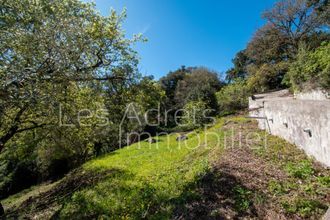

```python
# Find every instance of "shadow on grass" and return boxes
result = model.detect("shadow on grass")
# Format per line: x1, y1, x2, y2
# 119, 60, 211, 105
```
4, 168, 126, 219
5, 166, 266, 219
171, 167, 262, 219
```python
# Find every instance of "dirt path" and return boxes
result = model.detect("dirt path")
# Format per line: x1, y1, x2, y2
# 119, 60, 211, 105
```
174, 119, 329, 220
174, 146, 288, 219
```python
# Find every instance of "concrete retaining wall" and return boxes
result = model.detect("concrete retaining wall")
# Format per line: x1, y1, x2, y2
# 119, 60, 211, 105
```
249, 90, 330, 167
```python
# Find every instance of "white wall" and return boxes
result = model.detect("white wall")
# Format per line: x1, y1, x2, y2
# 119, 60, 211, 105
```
249, 90, 330, 167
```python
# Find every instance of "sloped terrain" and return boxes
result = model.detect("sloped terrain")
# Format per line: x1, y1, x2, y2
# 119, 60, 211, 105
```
174, 119, 330, 219
2, 117, 329, 219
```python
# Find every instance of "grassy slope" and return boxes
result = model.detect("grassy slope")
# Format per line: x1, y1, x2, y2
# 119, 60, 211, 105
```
2, 116, 329, 219
2, 119, 225, 219
58, 120, 224, 219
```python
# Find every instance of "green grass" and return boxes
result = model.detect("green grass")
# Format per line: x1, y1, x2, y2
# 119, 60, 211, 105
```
281, 199, 328, 217
58, 119, 225, 219
2, 181, 59, 210
285, 160, 314, 179
252, 129, 330, 218
232, 186, 253, 212
3, 116, 329, 219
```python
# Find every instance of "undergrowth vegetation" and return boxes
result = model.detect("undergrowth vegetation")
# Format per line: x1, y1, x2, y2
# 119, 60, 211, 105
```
253, 132, 330, 218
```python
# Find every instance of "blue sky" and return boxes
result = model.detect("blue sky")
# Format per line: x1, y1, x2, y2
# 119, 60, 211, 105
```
92, 0, 277, 79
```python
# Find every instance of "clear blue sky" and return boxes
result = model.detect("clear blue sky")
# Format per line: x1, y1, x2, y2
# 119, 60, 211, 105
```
92, 0, 277, 79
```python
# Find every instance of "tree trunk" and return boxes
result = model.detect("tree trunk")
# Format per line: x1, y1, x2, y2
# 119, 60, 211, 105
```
0, 202, 4, 216
0, 143, 4, 154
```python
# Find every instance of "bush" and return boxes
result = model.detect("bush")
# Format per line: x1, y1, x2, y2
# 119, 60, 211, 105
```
181, 100, 212, 127
0, 135, 39, 199
0, 157, 39, 199
216, 80, 250, 115
286, 42, 330, 91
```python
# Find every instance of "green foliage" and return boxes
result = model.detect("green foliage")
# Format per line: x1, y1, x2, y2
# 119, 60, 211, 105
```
249, 128, 329, 218
0, 0, 139, 150
174, 67, 223, 110
268, 181, 287, 196
226, 50, 250, 82
226, 0, 329, 92
317, 176, 330, 187
159, 66, 188, 103
268, 180, 300, 197
286, 42, 330, 91
285, 160, 314, 179
246, 62, 289, 92
233, 186, 252, 212
103, 76, 165, 148
0, 132, 39, 199
282, 199, 327, 217
181, 100, 210, 127
216, 80, 250, 115
135, 77, 165, 111
159, 66, 222, 127
0, 0, 159, 196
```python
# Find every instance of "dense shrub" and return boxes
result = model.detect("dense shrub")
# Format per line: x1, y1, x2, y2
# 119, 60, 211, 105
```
0, 142, 39, 199
159, 67, 222, 127
246, 62, 289, 92
285, 42, 330, 91
216, 80, 250, 115
174, 68, 223, 110
181, 100, 212, 127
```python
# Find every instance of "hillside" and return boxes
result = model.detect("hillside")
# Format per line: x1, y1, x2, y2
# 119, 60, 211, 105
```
2, 116, 329, 219
1, 1, 329, 219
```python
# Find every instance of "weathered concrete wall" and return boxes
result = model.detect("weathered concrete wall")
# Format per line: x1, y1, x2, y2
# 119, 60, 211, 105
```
295, 89, 330, 100
249, 90, 330, 167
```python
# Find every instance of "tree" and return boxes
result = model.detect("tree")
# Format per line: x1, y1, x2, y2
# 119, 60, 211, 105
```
0, 0, 141, 153
0, 0, 144, 205
240, 0, 329, 92
247, 61, 290, 92
262, 0, 326, 56
104, 76, 165, 147
308, 0, 329, 26
182, 100, 210, 127
158, 66, 191, 127
246, 24, 290, 64
158, 66, 222, 127
216, 79, 250, 115
159, 66, 190, 109
225, 50, 251, 82
133, 76, 165, 124
286, 41, 330, 91
174, 67, 223, 111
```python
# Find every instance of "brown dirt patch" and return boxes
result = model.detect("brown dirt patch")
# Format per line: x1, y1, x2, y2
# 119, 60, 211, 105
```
173, 118, 329, 220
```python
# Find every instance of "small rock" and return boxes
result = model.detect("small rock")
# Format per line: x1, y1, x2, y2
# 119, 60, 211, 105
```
176, 135, 188, 141
146, 138, 157, 143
